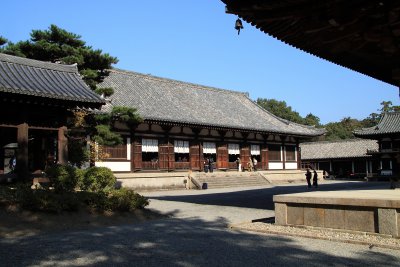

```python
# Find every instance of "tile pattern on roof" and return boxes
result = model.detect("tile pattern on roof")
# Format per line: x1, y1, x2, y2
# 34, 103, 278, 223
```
0, 53, 105, 104
354, 112, 400, 136
99, 69, 325, 136
300, 139, 378, 160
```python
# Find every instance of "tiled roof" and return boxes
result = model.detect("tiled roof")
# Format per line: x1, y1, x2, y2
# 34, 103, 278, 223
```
0, 53, 105, 106
300, 139, 378, 160
354, 112, 400, 137
99, 69, 325, 137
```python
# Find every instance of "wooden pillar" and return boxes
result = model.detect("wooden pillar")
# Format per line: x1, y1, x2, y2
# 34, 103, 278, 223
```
261, 134, 269, 170
17, 123, 29, 179
57, 126, 68, 165
296, 140, 301, 170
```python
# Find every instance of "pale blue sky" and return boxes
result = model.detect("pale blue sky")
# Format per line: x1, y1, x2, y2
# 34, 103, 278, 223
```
2, 0, 399, 124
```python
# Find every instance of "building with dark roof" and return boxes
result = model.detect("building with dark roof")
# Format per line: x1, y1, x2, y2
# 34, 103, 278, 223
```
354, 112, 400, 177
300, 139, 379, 178
0, 53, 105, 178
96, 69, 324, 172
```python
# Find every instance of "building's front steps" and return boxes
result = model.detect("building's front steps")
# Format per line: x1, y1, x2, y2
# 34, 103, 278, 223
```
115, 169, 316, 190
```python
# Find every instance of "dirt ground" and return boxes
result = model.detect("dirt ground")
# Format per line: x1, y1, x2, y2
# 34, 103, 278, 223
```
0, 204, 164, 238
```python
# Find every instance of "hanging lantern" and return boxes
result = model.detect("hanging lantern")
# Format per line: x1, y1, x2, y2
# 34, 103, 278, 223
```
235, 18, 244, 35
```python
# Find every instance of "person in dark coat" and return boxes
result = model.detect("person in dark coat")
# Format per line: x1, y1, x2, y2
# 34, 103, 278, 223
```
209, 157, 214, 173
313, 170, 318, 188
305, 169, 312, 188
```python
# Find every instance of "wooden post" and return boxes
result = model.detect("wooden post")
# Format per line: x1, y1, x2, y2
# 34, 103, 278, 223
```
17, 123, 29, 179
57, 126, 68, 164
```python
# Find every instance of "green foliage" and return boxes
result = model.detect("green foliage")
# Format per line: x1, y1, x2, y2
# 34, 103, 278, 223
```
256, 98, 320, 126
93, 124, 123, 146
257, 98, 304, 124
0, 24, 118, 88
91, 107, 142, 146
95, 87, 114, 97
79, 189, 148, 212
68, 138, 89, 168
81, 166, 116, 192
46, 164, 84, 192
324, 117, 363, 141
108, 188, 149, 211
14, 184, 80, 213
304, 113, 321, 127
111, 106, 143, 125
0, 36, 7, 46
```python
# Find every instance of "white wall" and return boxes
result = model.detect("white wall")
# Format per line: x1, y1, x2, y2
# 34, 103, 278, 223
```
269, 162, 284, 170
95, 161, 131, 172
285, 162, 298, 170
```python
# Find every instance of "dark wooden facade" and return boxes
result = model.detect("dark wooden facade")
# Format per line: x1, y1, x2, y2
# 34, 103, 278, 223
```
96, 121, 302, 172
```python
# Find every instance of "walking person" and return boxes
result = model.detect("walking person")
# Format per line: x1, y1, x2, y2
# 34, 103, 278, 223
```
313, 169, 318, 188
305, 168, 312, 188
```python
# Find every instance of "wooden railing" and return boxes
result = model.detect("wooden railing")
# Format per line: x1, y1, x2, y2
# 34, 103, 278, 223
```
174, 162, 190, 170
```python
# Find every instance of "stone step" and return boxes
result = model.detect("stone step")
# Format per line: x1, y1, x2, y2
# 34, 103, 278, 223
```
193, 173, 269, 189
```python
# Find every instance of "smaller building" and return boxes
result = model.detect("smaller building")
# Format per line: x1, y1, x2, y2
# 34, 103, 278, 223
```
354, 112, 400, 177
300, 139, 379, 178
0, 53, 105, 179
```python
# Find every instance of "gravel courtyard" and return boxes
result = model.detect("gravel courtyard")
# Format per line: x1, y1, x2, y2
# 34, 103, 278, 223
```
1, 181, 399, 266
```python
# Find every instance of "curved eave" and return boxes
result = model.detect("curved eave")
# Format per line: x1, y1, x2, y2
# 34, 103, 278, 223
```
144, 118, 324, 138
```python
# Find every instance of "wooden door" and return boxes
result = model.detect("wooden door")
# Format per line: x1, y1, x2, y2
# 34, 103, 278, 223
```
261, 144, 269, 170
240, 145, 250, 170
217, 143, 228, 169
132, 138, 142, 171
190, 141, 201, 171
159, 140, 174, 171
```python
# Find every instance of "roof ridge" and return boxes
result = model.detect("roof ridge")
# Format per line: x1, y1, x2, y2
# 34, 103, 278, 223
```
0, 53, 78, 73
110, 68, 248, 96
301, 138, 374, 145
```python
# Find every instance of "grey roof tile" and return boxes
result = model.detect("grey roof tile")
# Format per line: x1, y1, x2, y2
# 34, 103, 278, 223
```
300, 139, 378, 160
0, 53, 105, 105
354, 112, 400, 137
99, 69, 325, 137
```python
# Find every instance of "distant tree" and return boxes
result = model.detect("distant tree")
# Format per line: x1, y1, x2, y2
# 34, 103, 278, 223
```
303, 113, 321, 127
324, 117, 363, 141
256, 98, 305, 124
0, 36, 7, 47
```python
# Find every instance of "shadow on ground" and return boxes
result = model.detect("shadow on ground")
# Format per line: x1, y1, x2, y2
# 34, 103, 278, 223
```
147, 181, 389, 210
1, 213, 398, 266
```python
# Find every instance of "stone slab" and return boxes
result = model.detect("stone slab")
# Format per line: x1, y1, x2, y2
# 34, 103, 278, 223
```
273, 190, 400, 208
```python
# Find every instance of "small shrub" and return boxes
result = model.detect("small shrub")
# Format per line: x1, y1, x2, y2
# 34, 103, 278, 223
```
78, 188, 148, 212
46, 164, 83, 192
14, 184, 79, 213
108, 188, 149, 211
81, 167, 116, 192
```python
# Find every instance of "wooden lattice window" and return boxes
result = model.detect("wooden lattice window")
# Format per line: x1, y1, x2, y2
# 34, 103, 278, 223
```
268, 144, 281, 161
103, 138, 128, 159
285, 146, 296, 161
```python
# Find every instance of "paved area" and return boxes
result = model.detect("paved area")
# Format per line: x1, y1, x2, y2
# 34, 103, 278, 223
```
1, 181, 400, 266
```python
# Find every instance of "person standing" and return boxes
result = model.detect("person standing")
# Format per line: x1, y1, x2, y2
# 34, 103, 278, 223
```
253, 157, 258, 171
305, 169, 312, 188
247, 157, 254, 172
236, 157, 241, 172
209, 157, 214, 173
313, 169, 318, 188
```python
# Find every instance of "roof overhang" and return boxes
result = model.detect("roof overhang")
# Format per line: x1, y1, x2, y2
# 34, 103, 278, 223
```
222, 0, 400, 87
